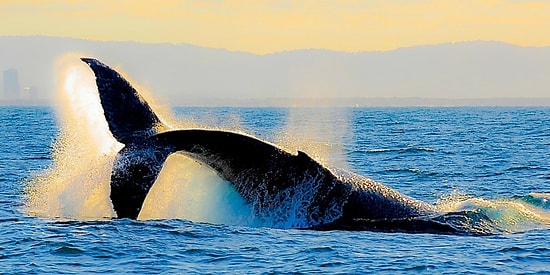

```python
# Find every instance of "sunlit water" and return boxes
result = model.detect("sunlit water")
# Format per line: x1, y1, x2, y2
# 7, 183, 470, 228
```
1, 105, 549, 273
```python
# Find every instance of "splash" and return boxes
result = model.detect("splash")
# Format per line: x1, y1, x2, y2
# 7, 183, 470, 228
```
24, 54, 252, 224
436, 193, 550, 234
25, 53, 120, 219
139, 154, 253, 225
276, 108, 350, 169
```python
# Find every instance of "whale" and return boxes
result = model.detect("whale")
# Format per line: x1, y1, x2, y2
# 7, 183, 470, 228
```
81, 58, 493, 235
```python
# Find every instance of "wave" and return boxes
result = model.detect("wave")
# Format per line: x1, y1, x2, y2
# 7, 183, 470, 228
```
433, 193, 550, 234
384, 168, 439, 176
357, 146, 436, 154
514, 193, 550, 210
506, 165, 548, 172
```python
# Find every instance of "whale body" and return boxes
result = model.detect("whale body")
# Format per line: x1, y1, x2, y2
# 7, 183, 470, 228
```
81, 58, 492, 234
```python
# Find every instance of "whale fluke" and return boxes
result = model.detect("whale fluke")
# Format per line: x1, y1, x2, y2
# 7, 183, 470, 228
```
82, 58, 171, 218
81, 58, 165, 145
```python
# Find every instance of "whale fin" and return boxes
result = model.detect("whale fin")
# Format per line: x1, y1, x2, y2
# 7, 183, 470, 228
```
81, 58, 165, 145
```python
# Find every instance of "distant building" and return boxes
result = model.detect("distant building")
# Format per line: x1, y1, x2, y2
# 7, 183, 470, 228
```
22, 86, 38, 101
3, 69, 20, 100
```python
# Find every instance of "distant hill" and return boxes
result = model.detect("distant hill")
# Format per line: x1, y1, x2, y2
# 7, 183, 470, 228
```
1, 36, 549, 106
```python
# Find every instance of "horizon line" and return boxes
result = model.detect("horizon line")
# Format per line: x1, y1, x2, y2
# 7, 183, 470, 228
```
3, 35, 550, 56
2, 97, 550, 108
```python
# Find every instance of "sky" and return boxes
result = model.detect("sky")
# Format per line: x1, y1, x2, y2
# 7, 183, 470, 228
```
1, 0, 549, 54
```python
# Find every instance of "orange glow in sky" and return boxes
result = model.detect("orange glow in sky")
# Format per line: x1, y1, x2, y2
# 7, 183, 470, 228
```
1, 0, 549, 54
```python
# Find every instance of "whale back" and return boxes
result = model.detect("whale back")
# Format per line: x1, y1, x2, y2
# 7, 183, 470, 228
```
149, 130, 352, 227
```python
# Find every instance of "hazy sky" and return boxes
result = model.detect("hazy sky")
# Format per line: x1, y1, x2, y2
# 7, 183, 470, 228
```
1, 0, 549, 54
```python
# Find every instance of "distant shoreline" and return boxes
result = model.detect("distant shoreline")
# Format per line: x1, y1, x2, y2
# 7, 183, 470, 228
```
2, 98, 550, 107
174, 97, 550, 107
2, 37, 550, 105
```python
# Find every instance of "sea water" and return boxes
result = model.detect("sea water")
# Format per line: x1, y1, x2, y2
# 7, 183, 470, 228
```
1, 106, 549, 274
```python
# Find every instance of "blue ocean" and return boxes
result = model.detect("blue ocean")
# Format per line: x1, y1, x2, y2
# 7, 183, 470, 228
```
1, 105, 549, 274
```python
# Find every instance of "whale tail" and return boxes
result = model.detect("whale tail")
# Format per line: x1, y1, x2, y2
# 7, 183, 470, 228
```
80, 58, 166, 145
82, 58, 171, 219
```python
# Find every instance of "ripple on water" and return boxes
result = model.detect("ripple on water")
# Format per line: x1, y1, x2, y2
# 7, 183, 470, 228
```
52, 245, 86, 255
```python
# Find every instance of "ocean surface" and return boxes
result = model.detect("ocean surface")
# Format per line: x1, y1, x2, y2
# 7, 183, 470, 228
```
1, 106, 549, 274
